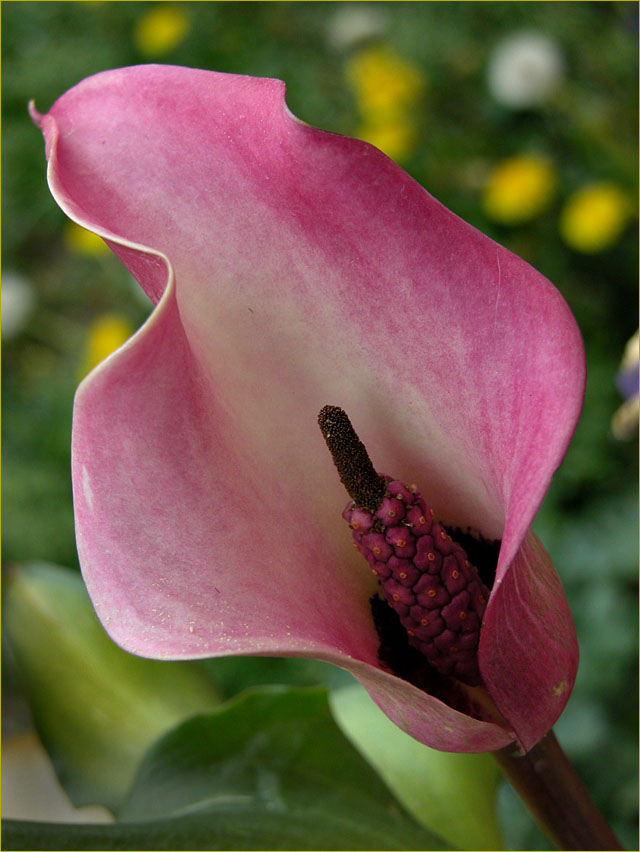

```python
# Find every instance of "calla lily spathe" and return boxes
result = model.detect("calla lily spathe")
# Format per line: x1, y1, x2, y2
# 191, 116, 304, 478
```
32, 65, 585, 753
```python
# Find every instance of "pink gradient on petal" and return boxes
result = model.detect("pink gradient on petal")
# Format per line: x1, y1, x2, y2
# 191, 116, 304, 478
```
34, 65, 586, 752
351, 662, 514, 752
39, 66, 584, 543
73, 271, 515, 752
74, 283, 380, 663
479, 531, 579, 751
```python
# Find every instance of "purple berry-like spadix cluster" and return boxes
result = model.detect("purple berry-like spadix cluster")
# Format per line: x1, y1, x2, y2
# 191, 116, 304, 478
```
319, 405, 490, 687
344, 478, 489, 685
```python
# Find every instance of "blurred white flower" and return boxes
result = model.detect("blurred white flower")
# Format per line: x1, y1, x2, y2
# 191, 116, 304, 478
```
1, 270, 36, 341
2, 730, 113, 823
326, 3, 387, 51
617, 330, 639, 393
487, 32, 564, 108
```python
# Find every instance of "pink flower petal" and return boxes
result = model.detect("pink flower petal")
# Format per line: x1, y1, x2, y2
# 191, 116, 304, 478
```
480, 531, 579, 751
32, 66, 585, 751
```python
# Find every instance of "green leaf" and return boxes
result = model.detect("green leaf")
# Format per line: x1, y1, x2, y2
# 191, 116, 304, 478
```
3, 562, 220, 811
3, 806, 438, 852
199, 652, 354, 697
117, 685, 449, 850
330, 683, 503, 851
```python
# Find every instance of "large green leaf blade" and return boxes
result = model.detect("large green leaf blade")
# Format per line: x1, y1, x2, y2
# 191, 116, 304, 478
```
117, 685, 450, 850
3, 562, 220, 811
3, 805, 442, 852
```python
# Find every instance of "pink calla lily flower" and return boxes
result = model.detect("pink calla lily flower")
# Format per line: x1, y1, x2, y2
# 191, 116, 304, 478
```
32, 65, 585, 753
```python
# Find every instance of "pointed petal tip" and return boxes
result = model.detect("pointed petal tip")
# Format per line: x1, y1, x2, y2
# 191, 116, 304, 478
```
30, 98, 59, 160
28, 99, 43, 126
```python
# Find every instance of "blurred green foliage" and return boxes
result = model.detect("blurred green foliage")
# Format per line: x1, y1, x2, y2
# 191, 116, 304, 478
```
2, 3, 637, 849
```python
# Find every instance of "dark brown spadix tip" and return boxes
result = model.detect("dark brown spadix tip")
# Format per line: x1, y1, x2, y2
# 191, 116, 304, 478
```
318, 405, 386, 512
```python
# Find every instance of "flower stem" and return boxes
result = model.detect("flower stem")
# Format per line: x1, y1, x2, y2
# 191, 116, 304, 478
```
493, 729, 623, 850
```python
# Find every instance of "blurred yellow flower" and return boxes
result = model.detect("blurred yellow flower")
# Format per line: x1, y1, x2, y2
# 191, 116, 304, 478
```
133, 5, 189, 56
345, 45, 424, 120
356, 116, 415, 162
79, 314, 134, 379
64, 222, 110, 256
612, 330, 638, 440
483, 155, 556, 225
560, 182, 632, 253
611, 394, 639, 440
